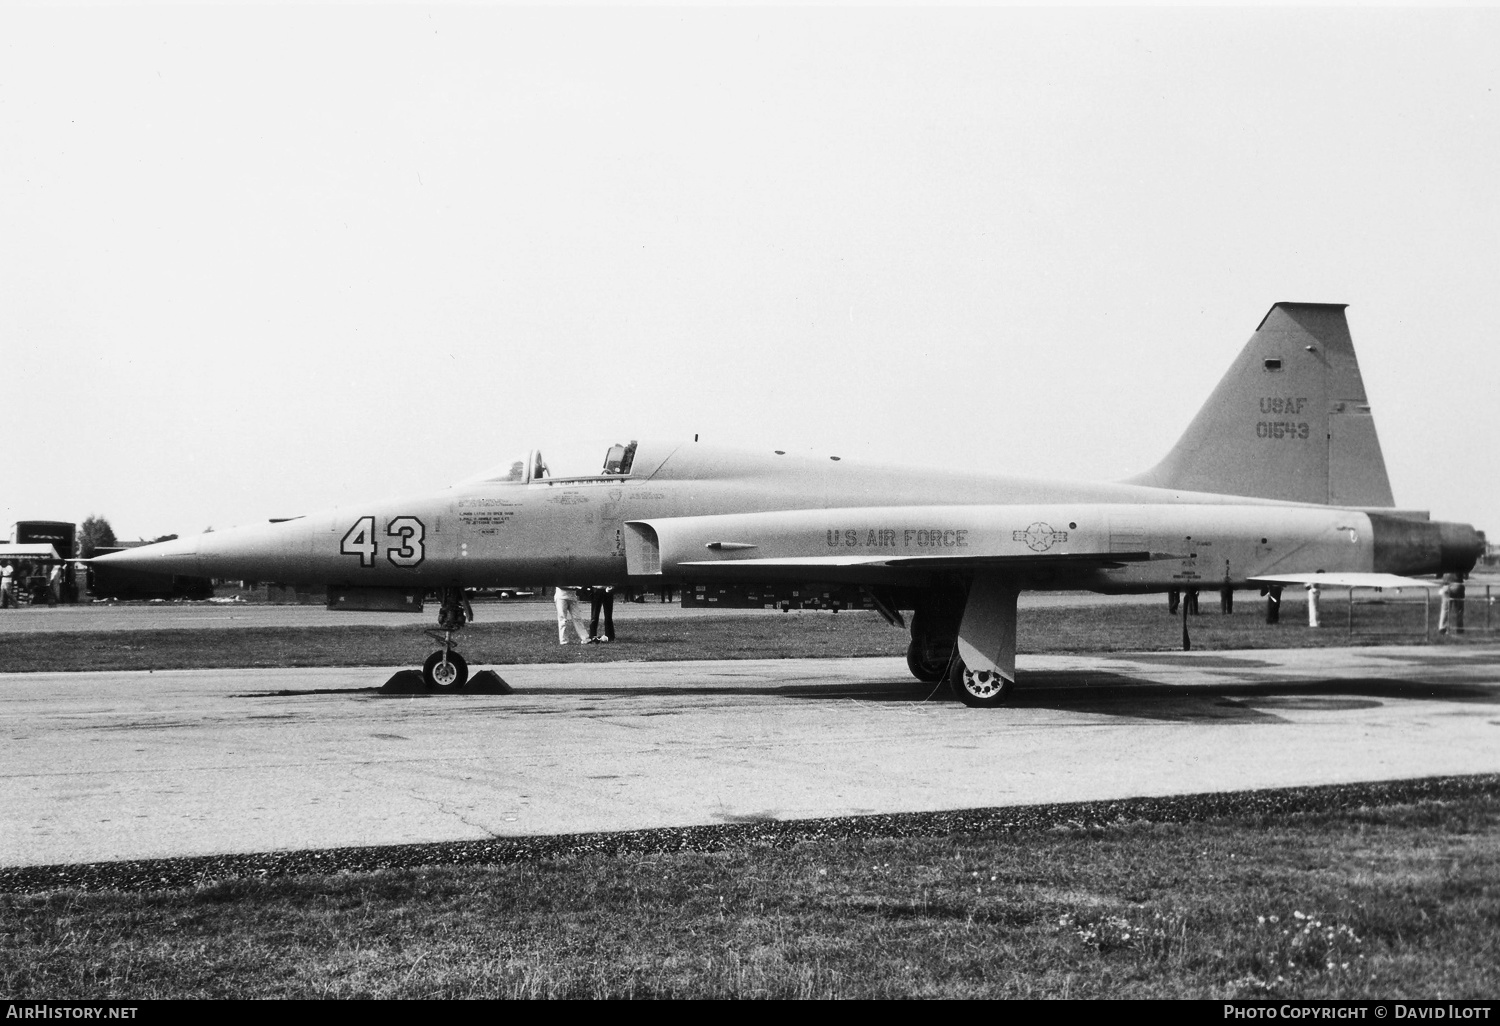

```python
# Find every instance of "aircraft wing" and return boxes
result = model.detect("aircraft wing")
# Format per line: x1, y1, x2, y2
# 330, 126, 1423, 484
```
1248, 572, 1441, 589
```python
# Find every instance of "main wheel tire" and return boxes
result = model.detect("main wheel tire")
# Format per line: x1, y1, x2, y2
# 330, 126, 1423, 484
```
423, 649, 469, 691
947, 656, 1014, 708
905, 637, 947, 683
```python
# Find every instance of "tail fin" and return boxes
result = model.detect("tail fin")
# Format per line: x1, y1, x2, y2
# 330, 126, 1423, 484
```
1127, 303, 1395, 507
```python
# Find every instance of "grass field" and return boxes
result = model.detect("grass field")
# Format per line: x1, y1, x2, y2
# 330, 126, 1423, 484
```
3, 793, 1497, 998
1, 599, 1493, 674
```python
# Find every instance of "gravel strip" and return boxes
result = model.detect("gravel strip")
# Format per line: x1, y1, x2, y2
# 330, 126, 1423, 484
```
3, 773, 1496, 895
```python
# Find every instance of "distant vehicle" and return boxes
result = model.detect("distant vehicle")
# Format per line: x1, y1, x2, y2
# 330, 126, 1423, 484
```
465, 587, 537, 600
97, 303, 1484, 702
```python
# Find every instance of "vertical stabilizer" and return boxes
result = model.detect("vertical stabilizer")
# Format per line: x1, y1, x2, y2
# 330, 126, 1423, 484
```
1127, 303, 1395, 507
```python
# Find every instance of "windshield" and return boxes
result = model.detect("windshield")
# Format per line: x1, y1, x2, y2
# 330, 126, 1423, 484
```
459, 450, 545, 486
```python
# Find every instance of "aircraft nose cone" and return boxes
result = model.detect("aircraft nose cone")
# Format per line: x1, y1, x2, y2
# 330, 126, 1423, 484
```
91, 535, 202, 576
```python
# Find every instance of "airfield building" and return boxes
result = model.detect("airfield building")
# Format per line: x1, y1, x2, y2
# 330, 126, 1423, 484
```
2, 521, 79, 604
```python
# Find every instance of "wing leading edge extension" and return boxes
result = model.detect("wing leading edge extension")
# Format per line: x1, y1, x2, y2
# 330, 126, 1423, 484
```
673, 552, 1154, 571
624, 505, 1178, 585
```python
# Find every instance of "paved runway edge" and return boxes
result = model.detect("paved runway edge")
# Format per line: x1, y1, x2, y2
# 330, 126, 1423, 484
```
3, 773, 1496, 895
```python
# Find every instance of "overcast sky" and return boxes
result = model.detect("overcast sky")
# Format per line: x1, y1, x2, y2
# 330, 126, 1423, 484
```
3, 5, 1497, 542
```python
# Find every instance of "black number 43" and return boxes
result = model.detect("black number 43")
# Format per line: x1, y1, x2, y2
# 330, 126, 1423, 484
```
340, 516, 426, 568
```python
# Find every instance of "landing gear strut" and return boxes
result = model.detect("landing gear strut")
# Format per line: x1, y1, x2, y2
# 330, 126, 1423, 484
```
421, 587, 473, 691
905, 609, 952, 683
906, 584, 964, 684
909, 577, 1020, 707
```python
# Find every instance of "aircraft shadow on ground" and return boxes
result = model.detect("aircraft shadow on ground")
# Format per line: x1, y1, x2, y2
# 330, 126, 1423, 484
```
235, 673, 1499, 724
1004, 674, 1500, 722
484, 674, 1500, 724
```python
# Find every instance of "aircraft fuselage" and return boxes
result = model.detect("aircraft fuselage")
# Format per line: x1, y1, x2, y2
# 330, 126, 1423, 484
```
100, 444, 1480, 595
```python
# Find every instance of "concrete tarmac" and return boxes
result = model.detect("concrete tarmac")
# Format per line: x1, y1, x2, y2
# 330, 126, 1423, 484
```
2, 646, 1498, 867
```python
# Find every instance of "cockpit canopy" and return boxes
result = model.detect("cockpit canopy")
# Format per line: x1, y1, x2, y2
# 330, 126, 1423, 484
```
460, 441, 637, 486
602, 442, 635, 475
473, 450, 546, 484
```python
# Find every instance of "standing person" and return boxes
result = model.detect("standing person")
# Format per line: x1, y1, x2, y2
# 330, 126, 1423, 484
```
1265, 585, 1282, 624
1186, 588, 1199, 615
1167, 589, 1180, 615
553, 585, 590, 645
1306, 582, 1322, 628
0, 562, 13, 609
589, 584, 616, 643
47, 562, 62, 606
1438, 573, 1465, 635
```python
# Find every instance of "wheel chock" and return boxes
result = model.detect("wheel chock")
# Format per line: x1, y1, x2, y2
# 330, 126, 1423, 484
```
467, 670, 514, 694
380, 670, 427, 694
380, 668, 511, 694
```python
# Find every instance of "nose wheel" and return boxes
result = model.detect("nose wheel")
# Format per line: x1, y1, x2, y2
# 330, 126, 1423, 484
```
423, 647, 469, 691
421, 587, 473, 691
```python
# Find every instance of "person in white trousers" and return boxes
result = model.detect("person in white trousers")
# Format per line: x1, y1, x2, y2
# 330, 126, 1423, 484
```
554, 585, 590, 644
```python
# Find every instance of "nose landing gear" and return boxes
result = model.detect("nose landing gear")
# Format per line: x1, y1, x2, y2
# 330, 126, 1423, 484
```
421, 587, 473, 690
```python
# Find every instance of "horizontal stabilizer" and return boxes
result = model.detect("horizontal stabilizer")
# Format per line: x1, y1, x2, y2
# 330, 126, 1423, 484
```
1249, 572, 1440, 590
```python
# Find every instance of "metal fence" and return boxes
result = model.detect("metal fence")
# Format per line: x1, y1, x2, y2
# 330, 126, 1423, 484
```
1337, 585, 1497, 638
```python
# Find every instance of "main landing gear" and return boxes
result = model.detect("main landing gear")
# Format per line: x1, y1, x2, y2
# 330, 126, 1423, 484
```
905, 607, 952, 684
945, 654, 1014, 708
422, 587, 473, 690
906, 580, 1018, 708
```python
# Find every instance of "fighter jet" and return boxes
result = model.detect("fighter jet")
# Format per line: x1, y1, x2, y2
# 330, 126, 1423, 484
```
96, 303, 1484, 704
